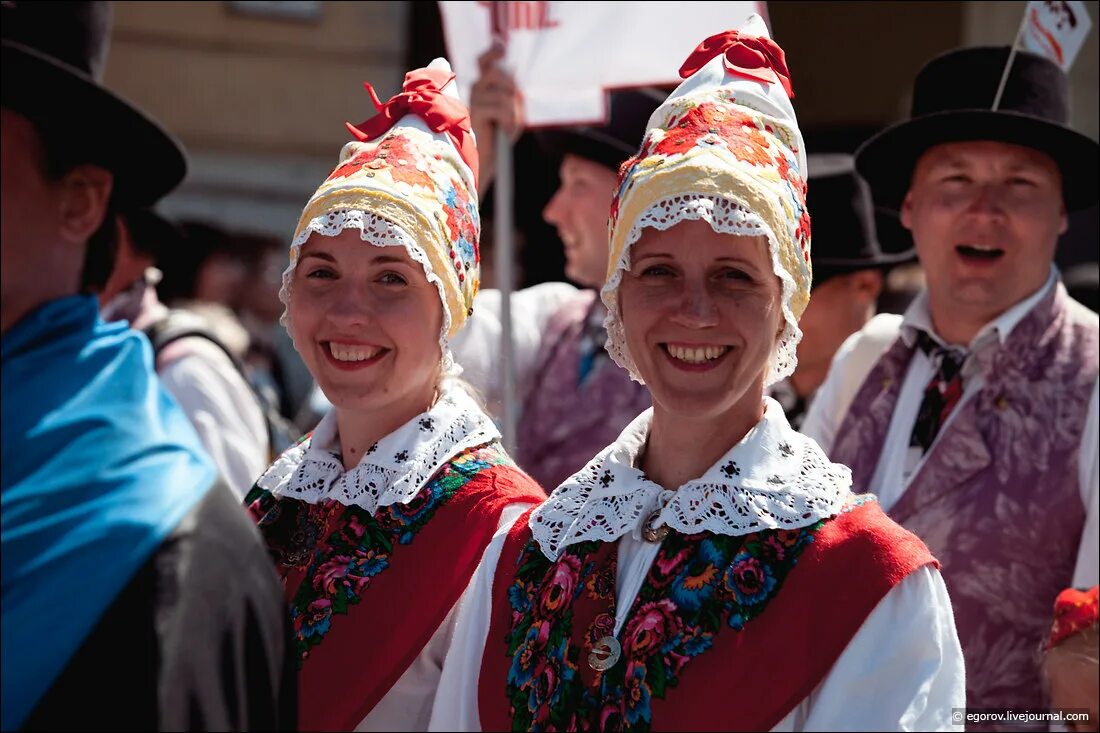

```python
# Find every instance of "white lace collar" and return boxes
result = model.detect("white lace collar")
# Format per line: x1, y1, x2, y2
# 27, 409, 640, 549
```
529, 397, 851, 561
257, 381, 500, 512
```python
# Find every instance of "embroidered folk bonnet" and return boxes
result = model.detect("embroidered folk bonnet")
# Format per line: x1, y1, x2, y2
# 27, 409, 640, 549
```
602, 14, 810, 387
282, 58, 480, 374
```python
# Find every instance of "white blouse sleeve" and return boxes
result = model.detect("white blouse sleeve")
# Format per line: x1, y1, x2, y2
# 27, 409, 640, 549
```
361, 504, 534, 732
427, 504, 532, 732
772, 565, 966, 732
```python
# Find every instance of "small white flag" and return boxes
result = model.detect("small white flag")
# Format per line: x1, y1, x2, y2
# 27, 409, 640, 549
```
439, 1, 766, 128
1020, 0, 1093, 70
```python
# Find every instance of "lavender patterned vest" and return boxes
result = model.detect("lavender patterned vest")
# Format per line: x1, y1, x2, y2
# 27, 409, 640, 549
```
831, 283, 1098, 711
515, 291, 651, 490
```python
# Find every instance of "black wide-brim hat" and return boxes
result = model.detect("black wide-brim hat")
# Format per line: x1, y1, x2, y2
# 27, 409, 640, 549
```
535, 88, 667, 172
855, 45, 1099, 213
806, 153, 914, 283
1, 2, 186, 207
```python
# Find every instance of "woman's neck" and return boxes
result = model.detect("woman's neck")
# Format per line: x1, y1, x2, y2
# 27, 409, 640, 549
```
641, 394, 766, 492
333, 387, 437, 471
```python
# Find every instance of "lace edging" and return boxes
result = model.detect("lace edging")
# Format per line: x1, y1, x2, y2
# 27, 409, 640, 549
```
530, 420, 849, 561
600, 194, 802, 387
257, 383, 500, 511
279, 208, 460, 376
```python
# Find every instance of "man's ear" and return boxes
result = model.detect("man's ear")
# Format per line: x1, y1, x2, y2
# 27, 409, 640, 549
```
899, 191, 915, 232
56, 164, 113, 246
850, 269, 884, 304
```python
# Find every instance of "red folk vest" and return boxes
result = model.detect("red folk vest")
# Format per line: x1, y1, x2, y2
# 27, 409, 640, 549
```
250, 446, 545, 731
480, 499, 936, 731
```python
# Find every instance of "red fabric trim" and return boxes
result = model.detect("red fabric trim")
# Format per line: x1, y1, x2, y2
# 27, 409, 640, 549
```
347, 67, 479, 189
479, 501, 938, 731
297, 465, 543, 731
658, 501, 938, 731
479, 506, 539, 731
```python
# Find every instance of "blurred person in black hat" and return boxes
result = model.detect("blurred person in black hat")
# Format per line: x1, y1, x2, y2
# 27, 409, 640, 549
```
768, 153, 914, 429
803, 44, 1099, 714
93, 209, 281, 496
450, 45, 658, 490
0, 2, 294, 730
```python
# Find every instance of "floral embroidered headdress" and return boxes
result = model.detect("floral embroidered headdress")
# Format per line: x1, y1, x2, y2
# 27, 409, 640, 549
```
280, 58, 480, 375
602, 14, 811, 387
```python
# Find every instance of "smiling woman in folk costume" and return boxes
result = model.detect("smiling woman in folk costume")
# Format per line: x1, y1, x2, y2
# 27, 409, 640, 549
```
243, 60, 546, 731
427, 16, 965, 731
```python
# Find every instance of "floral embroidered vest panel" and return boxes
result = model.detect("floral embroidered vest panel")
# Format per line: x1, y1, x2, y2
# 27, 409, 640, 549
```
830, 283, 1099, 711
516, 291, 651, 490
479, 500, 936, 731
246, 442, 546, 731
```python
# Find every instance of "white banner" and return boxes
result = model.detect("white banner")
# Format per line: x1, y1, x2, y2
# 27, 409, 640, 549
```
439, 1, 766, 128
1020, 0, 1093, 70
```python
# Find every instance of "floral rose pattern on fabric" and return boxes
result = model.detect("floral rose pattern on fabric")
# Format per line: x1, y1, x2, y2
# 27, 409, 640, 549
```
608, 99, 809, 269
245, 441, 512, 665
327, 132, 434, 190
501, 497, 872, 731
652, 103, 773, 166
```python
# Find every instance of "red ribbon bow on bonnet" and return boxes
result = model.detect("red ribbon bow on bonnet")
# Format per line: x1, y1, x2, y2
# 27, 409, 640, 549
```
346, 67, 479, 189
679, 29, 794, 98
1047, 585, 1099, 651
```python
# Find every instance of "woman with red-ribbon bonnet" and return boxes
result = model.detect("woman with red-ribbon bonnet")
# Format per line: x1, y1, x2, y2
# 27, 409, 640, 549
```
428, 17, 963, 730
243, 58, 546, 731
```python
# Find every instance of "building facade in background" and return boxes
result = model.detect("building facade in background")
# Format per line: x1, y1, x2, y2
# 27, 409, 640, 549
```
106, 1, 410, 239
106, 1, 1097, 268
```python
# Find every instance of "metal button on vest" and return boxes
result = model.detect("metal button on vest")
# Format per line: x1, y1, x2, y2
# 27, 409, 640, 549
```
588, 635, 622, 671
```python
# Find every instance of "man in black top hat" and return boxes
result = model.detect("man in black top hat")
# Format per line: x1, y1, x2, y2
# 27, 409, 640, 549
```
803, 44, 1099, 713
768, 153, 914, 429
450, 51, 659, 490
0, 2, 294, 729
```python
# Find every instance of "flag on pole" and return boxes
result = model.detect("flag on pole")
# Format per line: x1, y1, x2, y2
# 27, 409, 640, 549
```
1020, 0, 1093, 70
439, 1, 766, 128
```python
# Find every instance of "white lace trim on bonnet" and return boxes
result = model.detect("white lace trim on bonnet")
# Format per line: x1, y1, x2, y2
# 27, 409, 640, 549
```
601, 193, 802, 388
279, 208, 461, 377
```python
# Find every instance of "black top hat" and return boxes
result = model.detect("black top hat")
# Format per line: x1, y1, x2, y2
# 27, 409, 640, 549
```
855, 45, 1098, 213
535, 88, 666, 171
1, 1, 186, 206
806, 154, 914, 286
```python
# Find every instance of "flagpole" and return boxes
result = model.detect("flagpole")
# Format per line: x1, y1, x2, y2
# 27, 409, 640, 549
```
992, 7, 1031, 110
494, 127, 517, 453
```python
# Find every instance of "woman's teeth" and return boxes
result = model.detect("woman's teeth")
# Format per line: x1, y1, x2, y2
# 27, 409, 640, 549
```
666, 344, 729, 363
328, 343, 382, 362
